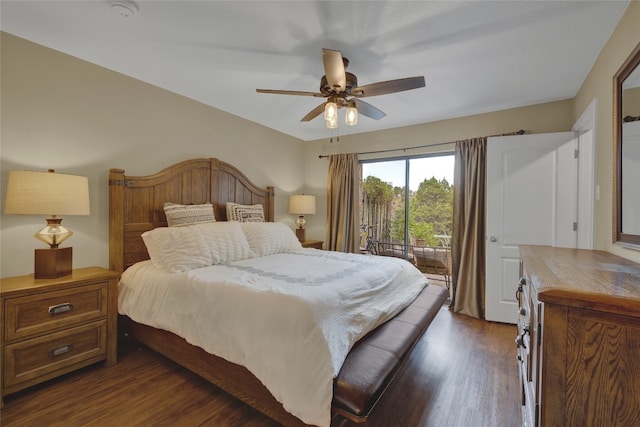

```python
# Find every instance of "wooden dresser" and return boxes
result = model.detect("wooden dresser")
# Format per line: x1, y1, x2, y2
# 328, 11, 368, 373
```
517, 245, 640, 427
1, 267, 119, 406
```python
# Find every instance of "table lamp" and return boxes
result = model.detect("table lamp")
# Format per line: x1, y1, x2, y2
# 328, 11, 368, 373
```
4, 169, 90, 279
289, 194, 316, 242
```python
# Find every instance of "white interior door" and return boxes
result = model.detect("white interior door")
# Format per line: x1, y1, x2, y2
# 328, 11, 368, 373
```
485, 132, 578, 324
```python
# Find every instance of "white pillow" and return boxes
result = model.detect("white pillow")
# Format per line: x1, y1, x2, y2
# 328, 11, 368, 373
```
240, 222, 302, 257
142, 222, 253, 273
226, 202, 265, 222
164, 202, 215, 227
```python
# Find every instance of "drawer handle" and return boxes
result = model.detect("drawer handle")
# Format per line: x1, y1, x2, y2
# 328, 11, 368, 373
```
515, 325, 530, 350
48, 303, 74, 315
49, 344, 73, 358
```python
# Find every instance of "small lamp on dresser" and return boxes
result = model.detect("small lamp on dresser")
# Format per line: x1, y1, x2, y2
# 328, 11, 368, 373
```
4, 169, 90, 279
289, 194, 316, 242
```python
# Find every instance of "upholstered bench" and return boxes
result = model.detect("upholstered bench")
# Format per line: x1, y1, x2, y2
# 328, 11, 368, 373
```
332, 284, 448, 422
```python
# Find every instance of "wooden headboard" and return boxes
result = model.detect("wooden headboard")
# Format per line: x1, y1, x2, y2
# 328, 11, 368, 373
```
109, 158, 275, 272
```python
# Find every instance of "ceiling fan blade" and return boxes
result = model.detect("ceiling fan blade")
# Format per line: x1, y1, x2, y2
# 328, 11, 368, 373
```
353, 99, 386, 120
300, 102, 327, 122
322, 48, 346, 93
352, 76, 425, 97
256, 89, 324, 97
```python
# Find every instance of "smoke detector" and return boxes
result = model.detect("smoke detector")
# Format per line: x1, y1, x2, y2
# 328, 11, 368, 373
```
111, 1, 138, 18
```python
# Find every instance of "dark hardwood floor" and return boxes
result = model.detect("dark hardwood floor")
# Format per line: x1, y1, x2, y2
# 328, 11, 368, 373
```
1, 305, 520, 427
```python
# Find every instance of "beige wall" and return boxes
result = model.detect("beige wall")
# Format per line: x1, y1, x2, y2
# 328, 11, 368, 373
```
574, 0, 640, 263
0, 32, 304, 277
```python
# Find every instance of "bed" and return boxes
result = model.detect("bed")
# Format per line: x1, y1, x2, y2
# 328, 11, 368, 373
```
109, 158, 447, 426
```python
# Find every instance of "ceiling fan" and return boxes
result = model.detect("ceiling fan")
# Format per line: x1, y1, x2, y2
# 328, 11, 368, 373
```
256, 49, 425, 127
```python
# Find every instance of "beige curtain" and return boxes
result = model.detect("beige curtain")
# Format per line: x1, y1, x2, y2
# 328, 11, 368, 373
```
451, 137, 487, 319
325, 153, 360, 253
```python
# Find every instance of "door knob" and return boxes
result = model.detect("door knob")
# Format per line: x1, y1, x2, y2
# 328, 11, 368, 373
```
489, 236, 497, 242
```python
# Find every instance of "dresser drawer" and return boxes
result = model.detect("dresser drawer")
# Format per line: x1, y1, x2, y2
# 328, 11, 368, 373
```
4, 283, 108, 342
3, 320, 107, 390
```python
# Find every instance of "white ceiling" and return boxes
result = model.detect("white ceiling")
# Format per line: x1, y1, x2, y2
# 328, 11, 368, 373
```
0, 1, 630, 141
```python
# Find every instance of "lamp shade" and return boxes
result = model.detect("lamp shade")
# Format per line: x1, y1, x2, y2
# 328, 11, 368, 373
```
4, 170, 90, 216
289, 194, 316, 215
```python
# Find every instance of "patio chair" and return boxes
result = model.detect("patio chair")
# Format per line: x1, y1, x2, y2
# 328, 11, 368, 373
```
376, 241, 408, 259
412, 246, 452, 289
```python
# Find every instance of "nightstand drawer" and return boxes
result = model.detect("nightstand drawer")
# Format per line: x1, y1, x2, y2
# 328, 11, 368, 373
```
4, 283, 108, 341
3, 320, 107, 390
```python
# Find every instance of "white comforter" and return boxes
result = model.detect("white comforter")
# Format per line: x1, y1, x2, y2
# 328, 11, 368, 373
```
118, 249, 427, 426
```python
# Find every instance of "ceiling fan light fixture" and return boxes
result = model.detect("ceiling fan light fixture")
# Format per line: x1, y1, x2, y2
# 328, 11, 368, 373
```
324, 99, 338, 122
346, 102, 358, 126
326, 117, 338, 129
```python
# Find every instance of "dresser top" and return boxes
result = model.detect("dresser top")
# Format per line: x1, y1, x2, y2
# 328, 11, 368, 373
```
520, 245, 640, 317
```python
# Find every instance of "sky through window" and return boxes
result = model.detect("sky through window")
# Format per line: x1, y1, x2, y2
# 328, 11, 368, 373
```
362, 155, 454, 191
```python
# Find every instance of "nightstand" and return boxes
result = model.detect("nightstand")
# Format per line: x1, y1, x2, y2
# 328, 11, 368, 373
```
301, 240, 323, 249
0, 267, 119, 406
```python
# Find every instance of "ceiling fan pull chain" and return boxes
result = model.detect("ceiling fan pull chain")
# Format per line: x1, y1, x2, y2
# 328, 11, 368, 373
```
329, 128, 341, 143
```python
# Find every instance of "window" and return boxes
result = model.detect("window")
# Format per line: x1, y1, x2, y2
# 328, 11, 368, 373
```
360, 154, 454, 262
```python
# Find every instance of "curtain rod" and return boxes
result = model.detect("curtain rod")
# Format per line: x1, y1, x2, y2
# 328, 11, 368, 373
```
318, 129, 526, 159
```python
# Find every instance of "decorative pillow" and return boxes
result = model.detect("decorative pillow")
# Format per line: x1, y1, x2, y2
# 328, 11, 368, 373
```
226, 202, 265, 222
142, 222, 253, 273
240, 222, 302, 257
164, 202, 215, 227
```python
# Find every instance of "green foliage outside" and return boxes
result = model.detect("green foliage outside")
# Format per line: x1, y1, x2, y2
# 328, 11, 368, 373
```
362, 176, 395, 241
362, 176, 394, 204
406, 177, 453, 245
363, 175, 453, 247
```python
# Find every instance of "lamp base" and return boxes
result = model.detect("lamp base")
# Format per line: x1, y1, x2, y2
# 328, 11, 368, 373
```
35, 247, 72, 279
295, 228, 306, 242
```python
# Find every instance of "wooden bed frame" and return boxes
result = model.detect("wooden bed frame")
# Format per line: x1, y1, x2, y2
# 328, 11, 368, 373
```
109, 158, 312, 426
109, 157, 447, 427
109, 158, 275, 272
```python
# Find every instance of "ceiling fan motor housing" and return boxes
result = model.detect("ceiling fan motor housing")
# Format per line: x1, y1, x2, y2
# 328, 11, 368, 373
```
320, 72, 358, 97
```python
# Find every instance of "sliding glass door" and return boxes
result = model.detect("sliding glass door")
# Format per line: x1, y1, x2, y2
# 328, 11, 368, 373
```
360, 154, 454, 261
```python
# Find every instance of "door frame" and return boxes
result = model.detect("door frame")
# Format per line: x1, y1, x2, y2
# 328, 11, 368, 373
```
572, 98, 596, 249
